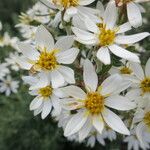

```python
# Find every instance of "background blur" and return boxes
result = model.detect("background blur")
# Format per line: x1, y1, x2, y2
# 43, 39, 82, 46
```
0, 0, 149, 150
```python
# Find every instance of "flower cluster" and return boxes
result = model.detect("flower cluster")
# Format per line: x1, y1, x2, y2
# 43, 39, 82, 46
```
16, 0, 150, 149
0, 21, 20, 96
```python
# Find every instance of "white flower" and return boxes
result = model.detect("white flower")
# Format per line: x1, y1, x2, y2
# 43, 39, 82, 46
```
41, 0, 96, 21
115, 0, 145, 28
72, 1, 149, 65
0, 63, 10, 79
0, 75, 19, 96
5, 52, 20, 71
22, 72, 63, 119
109, 59, 134, 77
131, 107, 150, 149
86, 127, 116, 147
128, 58, 150, 99
17, 25, 79, 88
61, 59, 136, 140
124, 129, 150, 150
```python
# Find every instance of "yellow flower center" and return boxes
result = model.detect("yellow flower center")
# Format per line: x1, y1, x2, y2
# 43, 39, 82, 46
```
36, 50, 58, 71
99, 27, 116, 46
53, 0, 78, 8
143, 111, 150, 129
85, 92, 105, 115
120, 67, 132, 74
38, 86, 53, 98
140, 78, 150, 93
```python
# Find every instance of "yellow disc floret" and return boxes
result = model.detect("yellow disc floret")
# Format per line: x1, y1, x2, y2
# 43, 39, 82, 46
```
120, 67, 132, 74
38, 86, 53, 98
85, 92, 105, 115
36, 49, 58, 71
140, 78, 150, 93
99, 27, 116, 46
53, 0, 78, 8
143, 111, 150, 129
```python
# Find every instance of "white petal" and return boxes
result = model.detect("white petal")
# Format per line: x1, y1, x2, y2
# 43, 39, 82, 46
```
126, 89, 141, 101
97, 47, 111, 65
103, 1, 117, 29
79, 119, 92, 141
145, 58, 150, 77
75, 37, 97, 45
22, 76, 37, 85
83, 59, 98, 92
65, 7, 78, 16
30, 96, 43, 110
53, 88, 68, 98
72, 27, 97, 40
84, 17, 99, 33
101, 74, 122, 95
64, 111, 87, 136
60, 98, 80, 110
96, 1, 104, 16
17, 42, 39, 60
51, 70, 65, 88
130, 62, 144, 80
56, 48, 79, 64
115, 32, 150, 44
102, 108, 130, 135
109, 44, 140, 63
93, 115, 104, 134
78, 0, 95, 5
33, 104, 43, 116
61, 85, 86, 99
41, 100, 52, 119
54, 36, 74, 51
51, 95, 61, 115
117, 22, 132, 34
35, 25, 54, 51
113, 80, 132, 94
40, 0, 57, 9
58, 66, 75, 84
29, 72, 50, 90
136, 122, 146, 148
127, 2, 142, 28
105, 95, 136, 110
16, 57, 32, 70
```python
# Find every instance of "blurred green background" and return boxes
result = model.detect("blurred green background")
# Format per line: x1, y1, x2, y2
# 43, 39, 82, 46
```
0, 0, 149, 150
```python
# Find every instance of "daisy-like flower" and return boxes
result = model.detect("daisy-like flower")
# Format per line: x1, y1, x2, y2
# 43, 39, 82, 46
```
86, 127, 116, 147
0, 63, 10, 79
72, 1, 149, 65
41, 0, 96, 21
124, 129, 150, 150
5, 52, 20, 71
132, 106, 150, 149
22, 72, 63, 119
61, 59, 136, 140
109, 60, 134, 77
115, 0, 146, 28
128, 58, 150, 98
0, 75, 19, 96
17, 25, 79, 88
